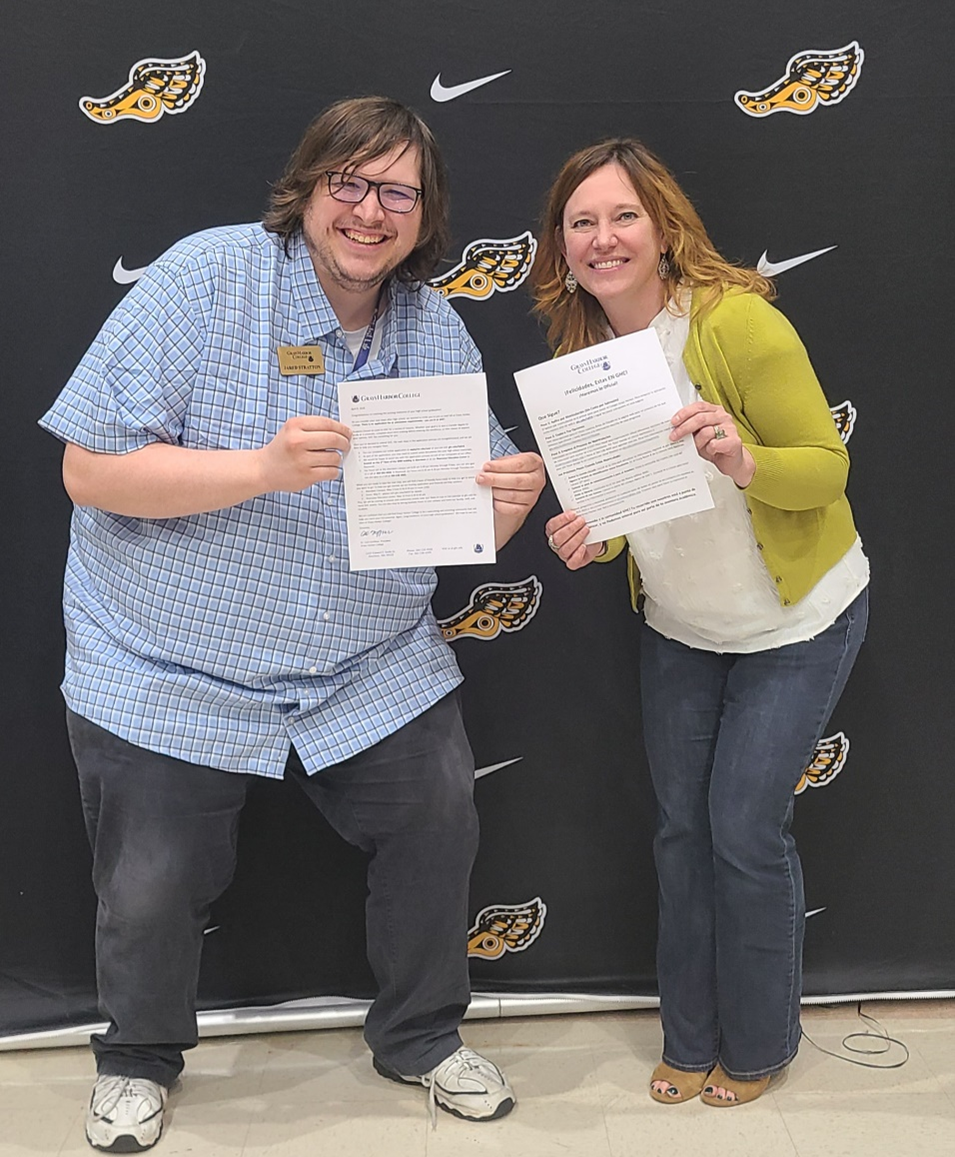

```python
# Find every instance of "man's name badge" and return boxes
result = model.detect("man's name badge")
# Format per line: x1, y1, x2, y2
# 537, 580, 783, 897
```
277, 345, 325, 375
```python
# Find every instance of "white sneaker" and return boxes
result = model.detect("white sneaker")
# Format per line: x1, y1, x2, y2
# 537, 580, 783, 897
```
86, 1075, 167, 1152
375, 1045, 515, 1122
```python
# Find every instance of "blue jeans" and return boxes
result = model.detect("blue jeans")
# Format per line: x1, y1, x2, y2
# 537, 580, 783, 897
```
640, 589, 868, 1079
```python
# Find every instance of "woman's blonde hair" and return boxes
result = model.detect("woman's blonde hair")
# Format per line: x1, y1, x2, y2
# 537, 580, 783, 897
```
531, 138, 774, 354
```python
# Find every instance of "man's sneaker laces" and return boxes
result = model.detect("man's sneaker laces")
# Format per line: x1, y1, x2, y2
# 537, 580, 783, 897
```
374, 1045, 515, 1127
86, 1075, 167, 1152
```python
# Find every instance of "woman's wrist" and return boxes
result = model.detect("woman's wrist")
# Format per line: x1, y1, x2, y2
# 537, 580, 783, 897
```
734, 449, 756, 489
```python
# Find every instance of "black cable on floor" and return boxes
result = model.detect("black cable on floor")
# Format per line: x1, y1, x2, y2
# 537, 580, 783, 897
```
801, 1003, 910, 1069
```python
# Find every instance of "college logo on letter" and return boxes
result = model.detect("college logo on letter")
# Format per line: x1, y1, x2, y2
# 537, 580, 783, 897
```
830, 400, 857, 444
736, 41, 864, 117
795, 731, 850, 795
467, 897, 547, 959
79, 52, 206, 123
430, 232, 537, 300
437, 576, 542, 641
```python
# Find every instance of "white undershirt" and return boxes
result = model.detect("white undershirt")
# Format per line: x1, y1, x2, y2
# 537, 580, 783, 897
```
624, 302, 869, 653
341, 307, 386, 363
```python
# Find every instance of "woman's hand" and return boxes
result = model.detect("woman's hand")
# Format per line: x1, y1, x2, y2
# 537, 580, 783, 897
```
670, 401, 756, 488
545, 510, 605, 570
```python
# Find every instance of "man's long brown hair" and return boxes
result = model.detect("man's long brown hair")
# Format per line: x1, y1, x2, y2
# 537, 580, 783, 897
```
531, 138, 774, 354
263, 96, 450, 285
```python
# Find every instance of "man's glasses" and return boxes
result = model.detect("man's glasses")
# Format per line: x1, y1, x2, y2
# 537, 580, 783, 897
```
326, 171, 422, 214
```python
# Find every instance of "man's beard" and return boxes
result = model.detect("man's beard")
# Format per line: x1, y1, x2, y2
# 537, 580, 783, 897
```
305, 232, 404, 294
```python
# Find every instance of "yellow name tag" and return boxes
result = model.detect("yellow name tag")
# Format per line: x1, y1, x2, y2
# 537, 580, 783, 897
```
277, 345, 325, 375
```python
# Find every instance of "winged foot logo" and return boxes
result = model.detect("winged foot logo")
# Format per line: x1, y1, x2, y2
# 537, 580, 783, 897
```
830, 401, 856, 444
437, 576, 542, 641
736, 41, 864, 116
429, 233, 537, 300
467, 897, 547, 959
795, 732, 850, 795
80, 52, 206, 123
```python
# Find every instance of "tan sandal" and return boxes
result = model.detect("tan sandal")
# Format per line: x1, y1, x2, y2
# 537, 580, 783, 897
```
700, 1064, 770, 1107
649, 1061, 712, 1104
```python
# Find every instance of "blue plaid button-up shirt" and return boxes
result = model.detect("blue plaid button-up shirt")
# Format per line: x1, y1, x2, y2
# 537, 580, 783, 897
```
40, 224, 516, 776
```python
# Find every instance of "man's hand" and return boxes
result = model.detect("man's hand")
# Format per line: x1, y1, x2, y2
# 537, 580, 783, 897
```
259, 416, 352, 493
477, 452, 546, 550
62, 415, 352, 519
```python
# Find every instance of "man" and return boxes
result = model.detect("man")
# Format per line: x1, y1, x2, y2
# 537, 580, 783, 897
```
40, 96, 545, 1152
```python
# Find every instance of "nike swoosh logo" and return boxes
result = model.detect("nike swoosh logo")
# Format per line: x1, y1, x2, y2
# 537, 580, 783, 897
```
806, 907, 827, 918
113, 256, 148, 284
431, 70, 511, 102
475, 757, 522, 780
503, 425, 519, 435
757, 246, 836, 277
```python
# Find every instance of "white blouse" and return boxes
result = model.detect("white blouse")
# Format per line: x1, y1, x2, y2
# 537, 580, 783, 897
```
624, 302, 869, 654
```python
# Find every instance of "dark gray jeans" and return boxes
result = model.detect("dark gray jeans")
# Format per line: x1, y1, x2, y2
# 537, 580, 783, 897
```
67, 690, 478, 1088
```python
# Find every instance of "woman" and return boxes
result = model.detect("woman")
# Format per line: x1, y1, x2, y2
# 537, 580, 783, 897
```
535, 140, 869, 1106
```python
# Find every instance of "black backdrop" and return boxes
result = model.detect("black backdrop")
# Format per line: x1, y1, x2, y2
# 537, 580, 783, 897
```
3, 0, 954, 1038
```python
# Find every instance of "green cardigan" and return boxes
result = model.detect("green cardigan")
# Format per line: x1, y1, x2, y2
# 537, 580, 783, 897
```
599, 290, 859, 608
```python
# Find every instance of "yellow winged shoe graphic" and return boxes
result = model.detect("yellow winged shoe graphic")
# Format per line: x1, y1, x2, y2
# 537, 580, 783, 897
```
430, 232, 538, 300
79, 52, 206, 123
437, 577, 542, 642
467, 898, 547, 959
830, 400, 857, 444
795, 731, 850, 795
736, 41, 864, 117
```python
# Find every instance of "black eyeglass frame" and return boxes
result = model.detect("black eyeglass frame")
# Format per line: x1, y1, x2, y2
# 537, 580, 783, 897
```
325, 170, 423, 214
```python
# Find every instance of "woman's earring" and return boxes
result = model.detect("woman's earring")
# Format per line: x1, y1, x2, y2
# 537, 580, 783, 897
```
564, 270, 578, 294
657, 254, 670, 280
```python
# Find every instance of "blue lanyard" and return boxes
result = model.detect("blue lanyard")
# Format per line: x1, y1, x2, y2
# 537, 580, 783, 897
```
352, 290, 383, 372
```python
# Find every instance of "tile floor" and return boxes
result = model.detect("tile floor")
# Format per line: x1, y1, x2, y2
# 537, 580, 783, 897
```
0, 1001, 952, 1156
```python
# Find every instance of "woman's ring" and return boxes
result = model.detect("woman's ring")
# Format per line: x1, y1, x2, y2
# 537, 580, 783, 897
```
547, 535, 560, 553
713, 426, 728, 440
